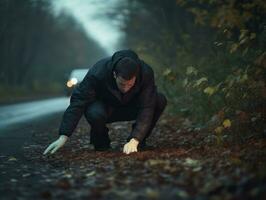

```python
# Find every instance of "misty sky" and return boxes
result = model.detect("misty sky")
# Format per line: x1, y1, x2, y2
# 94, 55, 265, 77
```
51, 0, 126, 55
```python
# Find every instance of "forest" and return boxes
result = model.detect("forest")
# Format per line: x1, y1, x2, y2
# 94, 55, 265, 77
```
122, 0, 266, 137
0, 0, 106, 101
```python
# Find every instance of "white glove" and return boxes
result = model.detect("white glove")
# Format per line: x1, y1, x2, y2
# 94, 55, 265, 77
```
123, 138, 139, 154
43, 135, 68, 155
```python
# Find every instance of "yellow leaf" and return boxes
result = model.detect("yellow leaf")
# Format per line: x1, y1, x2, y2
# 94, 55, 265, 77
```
193, 77, 208, 87
223, 119, 231, 128
163, 68, 171, 76
203, 86, 216, 96
186, 66, 198, 75
215, 126, 224, 134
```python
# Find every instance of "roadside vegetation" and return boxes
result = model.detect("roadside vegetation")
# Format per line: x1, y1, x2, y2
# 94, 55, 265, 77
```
121, 0, 266, 145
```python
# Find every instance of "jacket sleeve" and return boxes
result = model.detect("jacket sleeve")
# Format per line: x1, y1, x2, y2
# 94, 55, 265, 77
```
59, 73, 97, 137
130, 67, 157, 142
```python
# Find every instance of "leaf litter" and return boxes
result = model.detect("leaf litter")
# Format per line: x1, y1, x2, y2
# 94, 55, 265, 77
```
0, 115, 265, 199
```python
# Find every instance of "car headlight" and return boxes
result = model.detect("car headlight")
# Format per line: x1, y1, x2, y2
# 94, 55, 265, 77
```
66, 77, 78, 88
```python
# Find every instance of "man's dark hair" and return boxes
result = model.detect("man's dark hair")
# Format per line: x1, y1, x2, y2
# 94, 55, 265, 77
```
114, 57, 139, 80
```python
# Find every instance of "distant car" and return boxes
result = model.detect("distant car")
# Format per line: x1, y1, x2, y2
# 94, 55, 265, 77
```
65, 68, 88, 96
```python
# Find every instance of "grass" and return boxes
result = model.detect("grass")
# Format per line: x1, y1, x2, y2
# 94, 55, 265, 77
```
0, 84, 64, 105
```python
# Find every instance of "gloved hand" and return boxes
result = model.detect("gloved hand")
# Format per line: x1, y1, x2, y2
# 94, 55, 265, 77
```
43, 135, 69, 155
123, 138, 139, 154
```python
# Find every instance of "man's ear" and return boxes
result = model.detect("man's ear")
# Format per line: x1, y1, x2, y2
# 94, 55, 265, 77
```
113, 71, 117, 79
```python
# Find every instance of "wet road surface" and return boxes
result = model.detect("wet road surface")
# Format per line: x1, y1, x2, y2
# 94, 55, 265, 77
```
0, 97, 69, 129
0, 97, 70, 157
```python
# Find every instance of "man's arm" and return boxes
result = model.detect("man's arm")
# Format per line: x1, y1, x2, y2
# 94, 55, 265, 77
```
43, 72, 97, 155
129, 65, 157, 142
43, 135, 68, 155
59, 72, 97, 137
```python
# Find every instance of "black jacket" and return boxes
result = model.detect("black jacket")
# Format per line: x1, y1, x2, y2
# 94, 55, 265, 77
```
59, 49, 157, 142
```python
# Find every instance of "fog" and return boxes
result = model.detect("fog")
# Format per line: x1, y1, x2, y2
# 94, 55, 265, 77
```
51, 0, 126, 54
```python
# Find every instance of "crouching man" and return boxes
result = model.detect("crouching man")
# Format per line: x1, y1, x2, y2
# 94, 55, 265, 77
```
43, 49, 167, 155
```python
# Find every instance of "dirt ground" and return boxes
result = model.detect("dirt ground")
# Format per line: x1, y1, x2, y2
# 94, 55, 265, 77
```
0, 114, 265, 200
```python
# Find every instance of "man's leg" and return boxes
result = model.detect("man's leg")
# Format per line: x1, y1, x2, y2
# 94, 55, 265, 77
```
106, 106, 139, 123
131, 92, 167, 147
84, 93, 167, 150
84, 101, 110, 150
107, 92, 167, 146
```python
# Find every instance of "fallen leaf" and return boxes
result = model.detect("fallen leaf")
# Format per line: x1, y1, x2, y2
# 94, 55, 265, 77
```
8, 157, 17, 162
186, 66, 198, 75
163, 68, 172, 76
223, 119, 231, 128
193, 77, 208, 87
145, 188, 159, 199
204, 86, 216, 96
63, 173, 72, 178
22, 173, 31, 178
215, 126, 224, 134
184, 158, 200, 168
86, 171, 96, 177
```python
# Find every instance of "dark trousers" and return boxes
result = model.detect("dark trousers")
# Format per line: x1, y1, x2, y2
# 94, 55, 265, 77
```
84, 92, 167, 149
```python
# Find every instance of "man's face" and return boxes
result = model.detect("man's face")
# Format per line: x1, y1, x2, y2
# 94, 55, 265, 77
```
113, 72, 136, 94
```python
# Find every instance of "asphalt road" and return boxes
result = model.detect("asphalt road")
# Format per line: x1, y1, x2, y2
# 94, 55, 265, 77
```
0, 97, 70, 158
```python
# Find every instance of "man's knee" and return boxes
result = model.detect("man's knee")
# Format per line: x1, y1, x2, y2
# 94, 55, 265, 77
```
157, 92, 167, 112
84, 102, 107, 124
